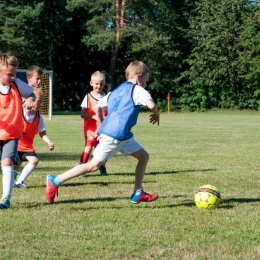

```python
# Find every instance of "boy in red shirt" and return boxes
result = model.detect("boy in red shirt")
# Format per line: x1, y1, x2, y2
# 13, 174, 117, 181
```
79, 71, 108, 176
14, 87, 54, 188
0, 53, 35, 208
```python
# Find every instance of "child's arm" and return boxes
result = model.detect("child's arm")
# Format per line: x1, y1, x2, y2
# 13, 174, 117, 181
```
80, 107, 98, 121
94, 103, 103, 125
23, 92, 36, 110
146, 99, 160, 126
39, 131, 54, 151
94, 93, 109, 125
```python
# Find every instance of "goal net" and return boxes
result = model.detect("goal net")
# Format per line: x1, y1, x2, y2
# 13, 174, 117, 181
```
16, 69, 53, 120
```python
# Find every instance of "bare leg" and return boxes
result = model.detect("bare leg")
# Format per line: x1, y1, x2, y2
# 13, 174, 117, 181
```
61, 158, 103, 181
130, 148, 149, 188
14, 161, 22, 171
1, 158, 13, 167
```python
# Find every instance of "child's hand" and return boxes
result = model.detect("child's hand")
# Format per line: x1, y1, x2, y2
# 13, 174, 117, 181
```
150, 113, 160, 125
48, 142, 54, 151
92, 115, 98, 121
94, 134, 100, 141
23, 97, 35, 110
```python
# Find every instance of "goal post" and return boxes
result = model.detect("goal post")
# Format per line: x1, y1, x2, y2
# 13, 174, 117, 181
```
16, 69, 53, 120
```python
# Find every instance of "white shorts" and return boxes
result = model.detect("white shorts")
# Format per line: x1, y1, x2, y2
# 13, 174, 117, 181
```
93, 134, 142, 163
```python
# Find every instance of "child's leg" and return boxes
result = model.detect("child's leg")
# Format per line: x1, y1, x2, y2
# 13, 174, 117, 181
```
130, 148, 149, 188
80, 137, 95, 163
14, 161, 22, 182
130, 147, 158, 204
46, 158, 103, 204
62, 158, 102, 181
80, 146, 92, 164
15, 156, 38, 186
0, 140, 19, 208
14, 161, 22, 171
99, 163, 108, 176
1, 164, 14, 200
79, 145, 93, 178
46, 135, 121, 204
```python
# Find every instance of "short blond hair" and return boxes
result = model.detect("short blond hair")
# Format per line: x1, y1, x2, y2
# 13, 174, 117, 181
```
26, 65, 43, 77
125, 60, 149, 80
0, 53, 19, 70
91, 71, 106, 83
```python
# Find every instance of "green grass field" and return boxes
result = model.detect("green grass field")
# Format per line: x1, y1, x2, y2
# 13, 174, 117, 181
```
1, 111, 260, 259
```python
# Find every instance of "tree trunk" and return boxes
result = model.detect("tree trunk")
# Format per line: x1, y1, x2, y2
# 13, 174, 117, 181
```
108, 0, 125, 91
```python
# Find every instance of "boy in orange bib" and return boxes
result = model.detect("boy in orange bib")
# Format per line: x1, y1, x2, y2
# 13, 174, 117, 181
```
0, 53, 36, 209
14, 88, 54, 188
79, 71, 108, 176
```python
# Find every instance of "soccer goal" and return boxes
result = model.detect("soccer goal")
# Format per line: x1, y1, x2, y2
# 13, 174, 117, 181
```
16, 69, 53, 120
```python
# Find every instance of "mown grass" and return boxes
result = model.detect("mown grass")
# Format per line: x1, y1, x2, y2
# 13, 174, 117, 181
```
1, 111, 260, 259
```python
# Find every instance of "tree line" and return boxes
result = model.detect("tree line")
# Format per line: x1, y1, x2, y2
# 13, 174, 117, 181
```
1, 0, 260, 111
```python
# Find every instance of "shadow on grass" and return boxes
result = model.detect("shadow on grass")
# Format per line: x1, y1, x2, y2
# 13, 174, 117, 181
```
148, 169, 217, 175
50, 198, 196, 209
19, 196, 260, 209
62, 180, 140, 187
35, 152, 217, 176
32, 179, 155, 188
219, 198, 260, 209
38, 169, 217, 177
20, 194, 193, 209
36, 152, 122, 161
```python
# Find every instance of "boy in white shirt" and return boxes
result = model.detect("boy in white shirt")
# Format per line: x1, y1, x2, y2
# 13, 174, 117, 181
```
46, 60, 160, 204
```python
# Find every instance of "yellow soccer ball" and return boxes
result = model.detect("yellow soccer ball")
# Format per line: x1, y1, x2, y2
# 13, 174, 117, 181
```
194, 185, 221, 210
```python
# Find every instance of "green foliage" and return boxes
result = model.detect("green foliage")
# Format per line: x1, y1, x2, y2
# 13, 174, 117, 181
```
238, 5, 260, 109
1, 0, 260, 110
156, 98, 168, 112
1, 2, 45, 66
182, 0, 244, 110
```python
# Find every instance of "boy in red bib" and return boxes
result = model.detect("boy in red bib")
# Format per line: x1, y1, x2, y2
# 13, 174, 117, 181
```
14, 88, 54, 188
79, 71, 108, 176
0, 53, 35, 208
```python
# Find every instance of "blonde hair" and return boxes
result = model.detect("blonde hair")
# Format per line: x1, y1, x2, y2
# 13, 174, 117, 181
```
91, 71, 106, 83
125, 60, 149, 80
33, 87, 44, 98
26, 65, 43, 77
0, 53, 19, 70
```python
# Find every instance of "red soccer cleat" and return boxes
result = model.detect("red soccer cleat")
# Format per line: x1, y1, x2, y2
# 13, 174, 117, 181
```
46, 175, 59, 204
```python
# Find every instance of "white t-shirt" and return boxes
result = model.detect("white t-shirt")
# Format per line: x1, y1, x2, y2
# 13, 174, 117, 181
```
81, 91, 106, 108
23, 108, 46, 132
98, 85, 152, 109
0, 78, 33, 97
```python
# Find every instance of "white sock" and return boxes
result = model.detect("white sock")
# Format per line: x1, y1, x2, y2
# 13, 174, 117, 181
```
55, 175, 63, 186
16, 163, 35, 184
134, 188, 142, 195
2, 166, 14, 200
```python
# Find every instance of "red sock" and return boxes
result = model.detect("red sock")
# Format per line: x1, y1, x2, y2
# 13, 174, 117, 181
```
80, 152, 89, 163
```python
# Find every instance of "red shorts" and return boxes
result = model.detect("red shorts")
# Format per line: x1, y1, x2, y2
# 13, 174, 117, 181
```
85, 136, 99, 147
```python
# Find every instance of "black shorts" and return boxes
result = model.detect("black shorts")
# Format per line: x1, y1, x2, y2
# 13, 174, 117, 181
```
18, 151, 38, 162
